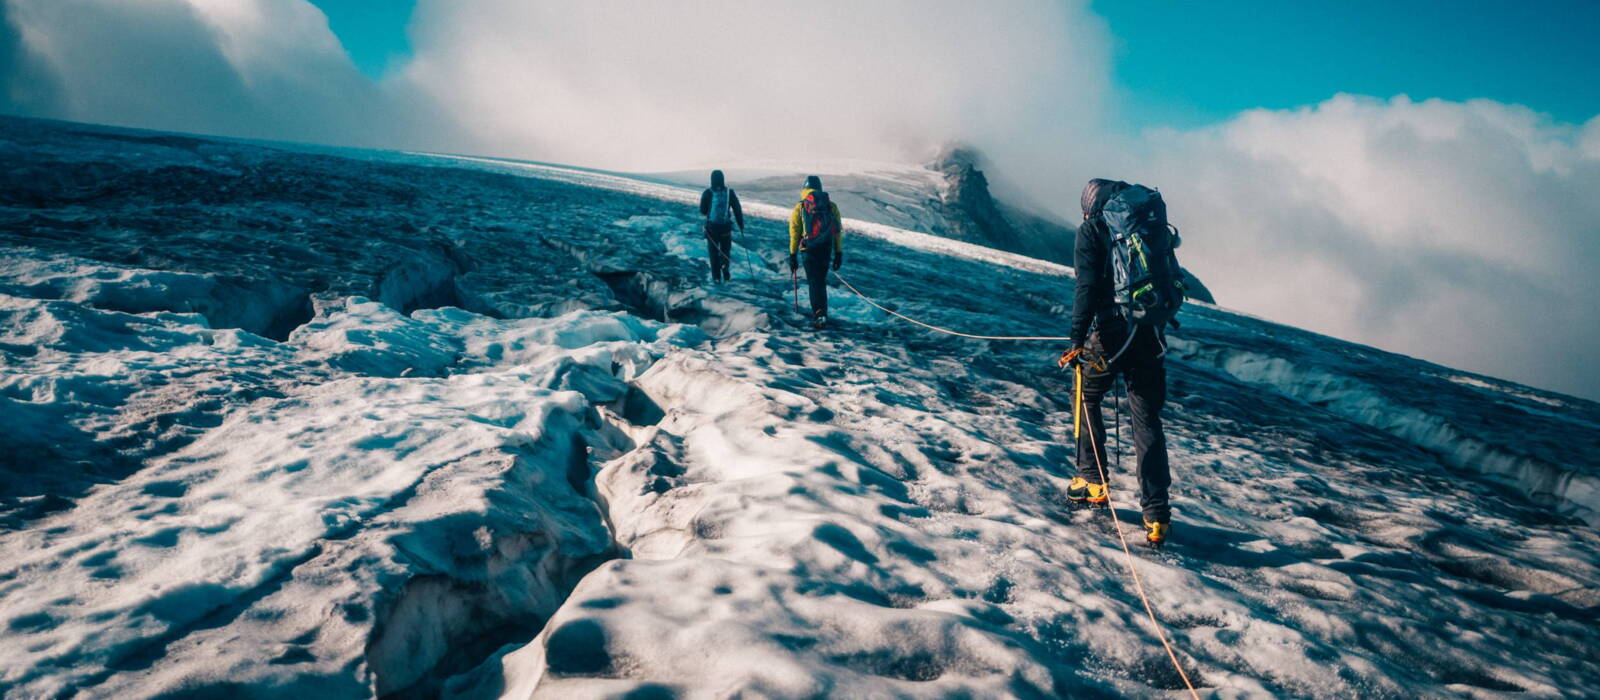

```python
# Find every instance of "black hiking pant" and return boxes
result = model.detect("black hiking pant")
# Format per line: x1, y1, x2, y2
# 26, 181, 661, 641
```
1074, 323, 1171, 522
705, 222, 733, 282
801, 244, 832, 319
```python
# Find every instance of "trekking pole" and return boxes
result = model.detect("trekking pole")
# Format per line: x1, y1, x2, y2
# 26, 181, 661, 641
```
1115, 376, 1122, 474
792, 269, 803, 315
739, 232, 757, 280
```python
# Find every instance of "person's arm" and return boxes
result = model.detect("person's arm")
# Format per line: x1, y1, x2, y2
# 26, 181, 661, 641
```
1070, 220, 1103, 346
788, 205, 803, 254
731, 190, 745, 230
699, 189, 711, 217
830, 203, 843, 251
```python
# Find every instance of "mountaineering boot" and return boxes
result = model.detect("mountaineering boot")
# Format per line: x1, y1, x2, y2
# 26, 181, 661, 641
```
1066, 477, 1108, 506
813, 314, 828, 330
1143, 519, 1170, 548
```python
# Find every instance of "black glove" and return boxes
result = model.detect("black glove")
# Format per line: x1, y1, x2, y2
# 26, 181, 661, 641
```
788, 254, 798, 273
832, 252, 842, 271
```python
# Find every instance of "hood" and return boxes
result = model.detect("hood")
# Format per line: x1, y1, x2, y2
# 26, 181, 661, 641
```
710, 169, 725, 189
804, 175, 823, 190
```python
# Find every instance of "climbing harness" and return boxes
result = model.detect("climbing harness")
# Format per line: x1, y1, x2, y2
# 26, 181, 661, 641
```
1075, 364, 1201, 699
832, 272, 1075, 342
1059, 345, 1108, 373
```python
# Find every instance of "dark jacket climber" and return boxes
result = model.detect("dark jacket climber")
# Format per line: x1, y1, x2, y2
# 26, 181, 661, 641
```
787, 175, 844, 329
1062, 177, 1173, 546
699, 169, 745, 283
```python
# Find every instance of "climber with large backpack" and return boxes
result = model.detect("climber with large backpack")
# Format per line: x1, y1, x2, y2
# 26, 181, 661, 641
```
787, 175, 844, 329
699, 169, 745, 283
1058, 178, 1187, 547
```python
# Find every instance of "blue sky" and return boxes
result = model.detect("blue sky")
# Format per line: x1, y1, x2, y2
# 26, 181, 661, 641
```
308, 0, 1600, 128
309, 0, 416, 78
1092, 0, 1600, 128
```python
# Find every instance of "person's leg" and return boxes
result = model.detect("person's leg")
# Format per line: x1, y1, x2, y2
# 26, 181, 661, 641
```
722, 234, 733, 280
704, 225, 721, 282
804, 246, 830, 319
1075, 355, 1115, 485
712, 228, 732, 281
1122, 331, 1171, 522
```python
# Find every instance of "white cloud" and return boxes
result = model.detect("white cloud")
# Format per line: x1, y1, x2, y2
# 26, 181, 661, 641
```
0, 0, 417, 147
394, 0, 1108, 185
1129, 95, 1600, 398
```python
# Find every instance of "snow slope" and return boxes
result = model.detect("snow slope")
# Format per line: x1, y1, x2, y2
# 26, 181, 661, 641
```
2, 115, 1597, 699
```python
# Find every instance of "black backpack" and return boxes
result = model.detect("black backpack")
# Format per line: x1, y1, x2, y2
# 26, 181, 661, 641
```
1101, 184, 1185, 328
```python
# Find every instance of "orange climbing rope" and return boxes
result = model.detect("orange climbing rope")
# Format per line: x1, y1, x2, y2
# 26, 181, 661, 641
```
1078, 365, 1201, 699
824, 271, 1202, 695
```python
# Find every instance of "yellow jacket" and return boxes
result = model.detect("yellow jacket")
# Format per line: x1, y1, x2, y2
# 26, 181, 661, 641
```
788, 188, 844, 254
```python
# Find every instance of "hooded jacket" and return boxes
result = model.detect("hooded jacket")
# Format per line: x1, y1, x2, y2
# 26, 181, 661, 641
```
787, 188, 843, 255
1070, 179, 1129, 344
699, 170, 745, 229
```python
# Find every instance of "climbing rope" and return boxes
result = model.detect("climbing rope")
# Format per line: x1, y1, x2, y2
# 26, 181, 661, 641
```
798, 264, 1199, 694
831, 272, 1074, 342
1078, 366, 1201, 699
705, 232, 740, 282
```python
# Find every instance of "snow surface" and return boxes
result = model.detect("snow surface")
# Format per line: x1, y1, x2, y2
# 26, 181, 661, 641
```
2, 115, 1599, 698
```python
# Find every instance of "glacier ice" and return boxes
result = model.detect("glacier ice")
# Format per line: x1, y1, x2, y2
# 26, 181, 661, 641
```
1, 116, 1597, 699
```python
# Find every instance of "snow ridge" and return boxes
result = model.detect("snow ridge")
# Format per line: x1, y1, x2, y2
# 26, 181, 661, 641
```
1168, 336, 1600, 524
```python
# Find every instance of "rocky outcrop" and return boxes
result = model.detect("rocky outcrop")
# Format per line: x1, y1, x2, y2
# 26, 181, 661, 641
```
928, 145, 1075, 265
929, 145, 1214, 304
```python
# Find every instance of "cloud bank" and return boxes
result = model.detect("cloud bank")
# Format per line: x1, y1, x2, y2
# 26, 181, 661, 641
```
2, 0, 1597, 399
1133, 96, 1600, 398
0, 0, 415, 148
396, 0, 1108, 185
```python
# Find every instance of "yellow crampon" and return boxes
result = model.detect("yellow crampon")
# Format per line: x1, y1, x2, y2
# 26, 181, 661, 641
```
1067, 477, 1109, 505
1144, 519, 1171, 547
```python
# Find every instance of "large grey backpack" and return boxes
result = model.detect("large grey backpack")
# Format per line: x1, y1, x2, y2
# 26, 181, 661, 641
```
707, 188, 732, 225
1101, 184, 1185, 328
